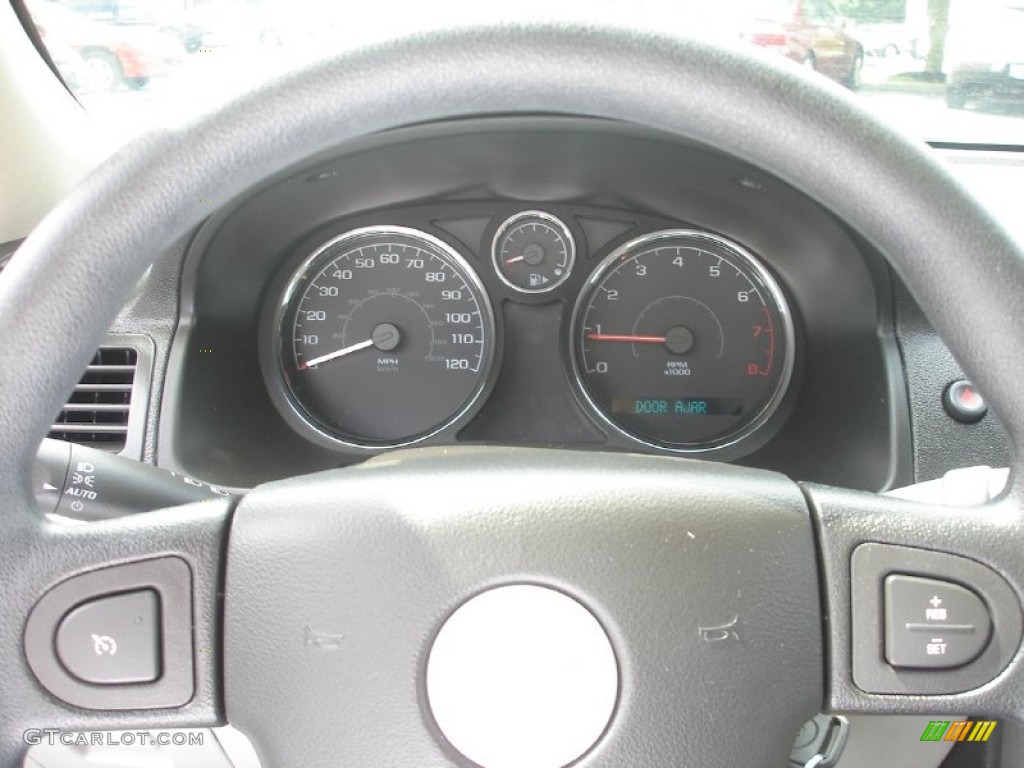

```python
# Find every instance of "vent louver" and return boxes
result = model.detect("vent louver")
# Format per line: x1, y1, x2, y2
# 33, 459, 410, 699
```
50, 347, 138, 451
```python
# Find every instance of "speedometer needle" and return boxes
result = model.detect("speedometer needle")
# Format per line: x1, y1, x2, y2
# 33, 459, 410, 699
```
299, 338, 375, 370
586, 333, 668, 343
299, 323, 401, 370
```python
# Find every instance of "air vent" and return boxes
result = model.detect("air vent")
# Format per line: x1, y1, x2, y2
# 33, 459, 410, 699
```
50, 347, 138, 451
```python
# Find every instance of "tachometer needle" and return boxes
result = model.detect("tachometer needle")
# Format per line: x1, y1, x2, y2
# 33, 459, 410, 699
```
299, 338, 375, 370
586, 333, 668, 343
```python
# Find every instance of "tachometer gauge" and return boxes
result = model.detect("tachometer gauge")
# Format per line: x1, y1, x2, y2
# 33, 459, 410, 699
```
492, 211, 575, 293
270, 226, 495, 449
571, 230, 794, 452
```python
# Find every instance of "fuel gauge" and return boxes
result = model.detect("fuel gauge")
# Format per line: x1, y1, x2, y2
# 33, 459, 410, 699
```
492, 211, 575, 293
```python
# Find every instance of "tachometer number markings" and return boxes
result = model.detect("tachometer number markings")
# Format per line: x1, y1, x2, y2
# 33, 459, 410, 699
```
571, 230, 793, 451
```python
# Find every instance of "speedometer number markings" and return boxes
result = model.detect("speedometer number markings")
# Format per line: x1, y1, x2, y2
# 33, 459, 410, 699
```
277, 226, 494, 448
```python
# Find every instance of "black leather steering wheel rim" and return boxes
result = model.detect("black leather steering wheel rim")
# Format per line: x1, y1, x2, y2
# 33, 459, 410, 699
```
2, 23, 1023, 767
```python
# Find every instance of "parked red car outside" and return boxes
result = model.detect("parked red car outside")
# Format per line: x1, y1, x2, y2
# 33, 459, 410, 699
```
29, 0, 184, 91
740, 0, 864, 88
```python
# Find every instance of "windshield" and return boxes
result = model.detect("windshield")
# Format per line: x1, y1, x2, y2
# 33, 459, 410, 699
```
21, 0, 1024, 146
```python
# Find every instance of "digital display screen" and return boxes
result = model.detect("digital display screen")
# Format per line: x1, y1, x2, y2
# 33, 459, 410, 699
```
611, 397, 743, 417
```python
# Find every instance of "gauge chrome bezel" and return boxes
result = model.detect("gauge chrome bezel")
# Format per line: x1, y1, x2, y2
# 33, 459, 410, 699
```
569, 228, 796, 454
266, 224, 497, 452
491, 210, 576, 294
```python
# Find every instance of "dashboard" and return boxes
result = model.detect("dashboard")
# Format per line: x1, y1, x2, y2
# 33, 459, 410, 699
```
150, 117, 929, 491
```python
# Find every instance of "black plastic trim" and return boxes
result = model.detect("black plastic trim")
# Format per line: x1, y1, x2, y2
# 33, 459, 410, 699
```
0, 239, 22, 267
24, 557, 194, 710
8, 0, 77, 97
160, 117, 899, 491
851, 543, 1022, 695
891, 277, 1010, 482
927, 142, 1024, 153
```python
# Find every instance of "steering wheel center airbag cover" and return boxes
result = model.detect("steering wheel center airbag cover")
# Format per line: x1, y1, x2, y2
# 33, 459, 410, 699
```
426, 584, 617, 768
223, 448, 821, 766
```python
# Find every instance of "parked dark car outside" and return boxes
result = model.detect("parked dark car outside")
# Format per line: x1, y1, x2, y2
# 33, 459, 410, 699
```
944, 0, 1024, 109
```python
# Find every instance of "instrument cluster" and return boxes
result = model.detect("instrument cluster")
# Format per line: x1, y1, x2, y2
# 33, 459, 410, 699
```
259, 207, 796, 456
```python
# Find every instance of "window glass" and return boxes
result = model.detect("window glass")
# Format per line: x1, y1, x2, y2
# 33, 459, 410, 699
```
22, 0, 1024, 146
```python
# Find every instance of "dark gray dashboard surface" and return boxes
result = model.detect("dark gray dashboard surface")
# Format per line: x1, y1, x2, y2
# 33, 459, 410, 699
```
894, 280, 1011, 482
158, 118, 909, 491
23, 124, 1015, 496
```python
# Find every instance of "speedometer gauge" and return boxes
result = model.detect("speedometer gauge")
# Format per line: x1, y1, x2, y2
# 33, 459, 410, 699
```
270, 226, 495, 449
571, 230, 794, 452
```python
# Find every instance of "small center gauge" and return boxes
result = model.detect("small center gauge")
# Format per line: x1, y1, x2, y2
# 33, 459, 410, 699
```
492, 211, 575, 293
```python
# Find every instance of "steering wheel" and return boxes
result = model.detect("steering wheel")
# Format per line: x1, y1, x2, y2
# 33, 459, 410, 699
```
2, 24, 1023, 768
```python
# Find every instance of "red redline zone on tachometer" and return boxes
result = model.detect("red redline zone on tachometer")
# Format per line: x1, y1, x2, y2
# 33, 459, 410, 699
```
573, 231, 793, 450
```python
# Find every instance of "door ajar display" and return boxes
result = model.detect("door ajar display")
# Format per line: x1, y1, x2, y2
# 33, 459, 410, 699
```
269, 226, 495, 449
572, 230, 794, 451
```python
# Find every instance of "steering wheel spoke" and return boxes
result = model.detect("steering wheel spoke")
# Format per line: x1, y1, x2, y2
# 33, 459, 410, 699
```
0, 499, 230, 764
806, 481, 1024, 719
